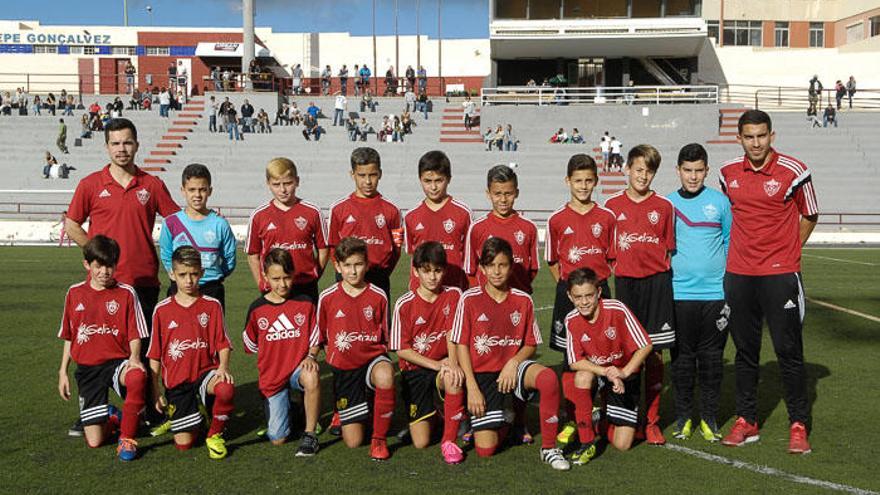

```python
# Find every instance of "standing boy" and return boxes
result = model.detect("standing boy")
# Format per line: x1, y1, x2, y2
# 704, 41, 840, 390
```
451, 238, 570, 470
403, 150, 472, 291
246, 157, 328, 302
390, 241, 465, 464
147, 246, 234, 459
327, 147, 401, 299
316, 237, 396, 460
668, 143, 732, 442
159, 164, 236, 308
604, 144, 676, 445
57, 235, 149, 461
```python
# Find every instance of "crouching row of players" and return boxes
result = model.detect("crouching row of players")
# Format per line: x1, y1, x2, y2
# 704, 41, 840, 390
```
58, 233, 651, 469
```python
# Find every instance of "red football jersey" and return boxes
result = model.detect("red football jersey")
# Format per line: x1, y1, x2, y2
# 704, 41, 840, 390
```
449, 287, 542, 373
327, 193, 401, 271
67, 165, 179, 287
390, 287, 461, 372
316, 283, 388, 370
242, 295, 320, 397
58, 281, 148, 366
720, 150, 819, 276
464, 212, 539, 293
147, 296, 231, 389
545, 203, 616, 281
403, 197, 472, 291
246, 199, 328, 290
565, 299, 651, 368
604, 191, 675, 278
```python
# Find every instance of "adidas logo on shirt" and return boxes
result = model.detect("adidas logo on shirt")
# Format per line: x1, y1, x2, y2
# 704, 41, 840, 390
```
563, 226, 574, 235
477, 313, 489, 322
617, 213, 627, 221
345, 215, 356, 224
415, 316, 427, 325
98, 189, 111, 198
168, 320, 179, 329
266, 222, 277, 231
580, 333, 590, 342
661, 323, 672, 331
75, 303, 85, 312
784, 300, 797, 309
335, 309, 346, 318
729, 180, 740, 189
415, 223, 425, 231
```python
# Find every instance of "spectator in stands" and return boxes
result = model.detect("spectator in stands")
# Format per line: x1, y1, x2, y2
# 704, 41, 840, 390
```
492, 125, 505, 149
384, 65, 397, 96
600, 133, 610, 168
321, 65, 332, 95
241, 99, 255, 133
0, 92, 8, 115
550, 128, 568, 144
225, 104, 241, 141
823, 103, 837, 128
292, 64, 304, 95
88, 101, 101, 121
64, 95, 75, 116
211, 66, 222, 91
275, 102, 290, 126
167, 62, 177, 91
377, 116, 391, 142
405, 87, 416, 113
125, 61, 136, 93
346, 115, 359, 141
46, 93, 57, 116
354, 64, 362, 96
128, 90, 140, 110
290, 102, 303, 126
356, 117, 371, 141
504, 124, 519, 151
306, 101, 320, 120
401, 111, 414, 135
32, 95, 42, 116
80, 114, 92, 139
339, 64, 349, 95
361, 90, 377, 113
846, 76, 856, 109
57, 118, 69, 154
417, 65, 427, 94
141, 92, 152, 110
834, 80, 846, 110
176, 61, 188, 95
483, 127, 494, 150
359, 64, 372, 93
333, 92, 347, 126
43, 151, 58, 178
462, 96, 477, 131
570, 127, 584, 144
257, 108, 271, 133
392, 116, 405, 142
110, 97, 124, 119
405, 65, 416, 91
416, 91, 429, 119
807, 75, 822, 116
158, 87, 171, 118
222, 68, 233, 91
208, 95, 218, 132
610, 136, 623, 170
302, 113, 323, 141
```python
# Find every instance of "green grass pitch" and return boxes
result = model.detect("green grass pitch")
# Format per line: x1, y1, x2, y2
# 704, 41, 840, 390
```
0, 247, 877, 494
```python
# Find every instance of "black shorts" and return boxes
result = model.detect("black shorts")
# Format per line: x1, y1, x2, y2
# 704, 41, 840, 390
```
332, 355, 391, 426
401, 368, 441, 424
165, 370, 216, 433
551, 278, 611, 354
615, 271, 675, 349
600, 375, 640, 427
471, 360, 537, 431
74, 359, 128, 426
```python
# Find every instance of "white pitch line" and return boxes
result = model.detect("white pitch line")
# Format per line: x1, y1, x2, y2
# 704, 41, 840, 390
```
803, 254, 878, 267
664, 444, 878, 495
536, 305, 553, 312
807, 297, 880, 324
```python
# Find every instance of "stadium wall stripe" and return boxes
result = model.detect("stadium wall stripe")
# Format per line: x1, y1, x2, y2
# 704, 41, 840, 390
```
664, 444, 878, 495
807, 298, 880, 324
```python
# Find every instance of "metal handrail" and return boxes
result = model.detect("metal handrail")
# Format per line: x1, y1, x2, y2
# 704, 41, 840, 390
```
480, 85, 719, 106
705, 82, 880, 110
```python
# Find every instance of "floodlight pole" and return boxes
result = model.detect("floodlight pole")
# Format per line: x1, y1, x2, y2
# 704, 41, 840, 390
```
372, 0, 378, 94
123, 0, 128, 26
395, 0, 399, 81
243, 0, 255, 90
416, 0, 420, 71
438, 0, 442, 97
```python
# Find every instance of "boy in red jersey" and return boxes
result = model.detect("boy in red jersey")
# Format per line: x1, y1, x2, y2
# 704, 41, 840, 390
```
545, 155, 616, 446
327, 147, 401, 300
604, 144, 675, 445
246, 157, 328, 302
242, 248, 321, 456
390, 241, 465, 464
403, 150, 472, 291
316, 237, 396, 460
147, 246, 234, 459
564, 268, 652, 460
451, 238, 570, 470
464, 164, 539, 295
57, 235, 148, 461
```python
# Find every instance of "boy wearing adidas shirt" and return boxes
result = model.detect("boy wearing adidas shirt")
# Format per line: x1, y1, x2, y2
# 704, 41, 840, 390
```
159, 164, 236, 307
464, 165, 539, 294
403, 150, 472, 291
242, 249, 321, 456
316, 237, 396, 460
328, 147, 401, 300
451, 237, 569, 470
564, 268, 652, 458
147, 246, 234, 460
390, 241, 465, 464
246, 157, 328, 302
57, 235, 148, 461
604, 144, 675, 445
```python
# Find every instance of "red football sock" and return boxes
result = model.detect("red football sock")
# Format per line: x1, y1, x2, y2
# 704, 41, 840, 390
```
207, 381, 234, 437
175, 441, 193, 451
561, 372, 577, 423
121, 368, 146, 440
535, 368, 561, 449
442, 391, 465, 443
475, 444, 496, 458
645, 354, 664, 426
372, 386, 395, 440
569, 385, 595, 445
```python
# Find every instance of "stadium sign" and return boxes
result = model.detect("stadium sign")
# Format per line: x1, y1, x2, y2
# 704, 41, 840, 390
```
1, 32, 113, 44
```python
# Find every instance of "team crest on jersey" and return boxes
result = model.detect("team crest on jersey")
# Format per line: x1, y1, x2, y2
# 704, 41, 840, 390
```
363, 305, 374, 321
442, 304, 451, 317
198, 312, 209, 328
257, 317, 270, 330
605, 326, 617, 340
443, 218, 455, 234
136, 188, 150, 206
513, 230, 525, 245
105, 300, 119, 315
295, 216, 308, 230
702, 204, 719, 221
203, 230, 216, 244
375, 213, 386, 228
510, 310, 522, 326
591, 222, 603, 238
294, 313, 306, 327
647, 210, 660, 225
764, 179, 781, 197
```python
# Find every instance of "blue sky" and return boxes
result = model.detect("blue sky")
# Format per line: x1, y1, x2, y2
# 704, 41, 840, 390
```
3, 0, 489, 39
